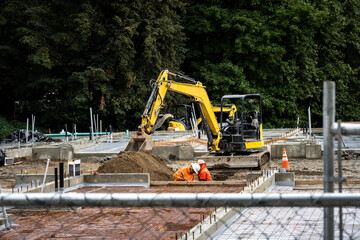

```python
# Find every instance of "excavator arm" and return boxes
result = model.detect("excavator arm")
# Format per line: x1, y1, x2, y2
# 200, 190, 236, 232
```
138, 69, 222, 151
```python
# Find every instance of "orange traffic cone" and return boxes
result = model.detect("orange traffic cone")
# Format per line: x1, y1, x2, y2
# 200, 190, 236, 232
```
282, 148, 290, 169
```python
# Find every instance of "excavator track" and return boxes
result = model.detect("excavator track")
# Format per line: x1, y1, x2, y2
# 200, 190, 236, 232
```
200, 150, 270, 170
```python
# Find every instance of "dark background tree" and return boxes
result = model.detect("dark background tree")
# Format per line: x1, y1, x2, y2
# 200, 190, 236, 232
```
183, 0, 360, 128
0, 0, 187, 133
0, 0, 359, 135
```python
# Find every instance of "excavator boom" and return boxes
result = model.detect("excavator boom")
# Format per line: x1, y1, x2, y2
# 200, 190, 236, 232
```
126, 69, 222, 152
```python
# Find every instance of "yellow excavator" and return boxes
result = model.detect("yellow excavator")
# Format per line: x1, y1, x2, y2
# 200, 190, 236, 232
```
125, 69, 270, 168
166, 103, 237, 131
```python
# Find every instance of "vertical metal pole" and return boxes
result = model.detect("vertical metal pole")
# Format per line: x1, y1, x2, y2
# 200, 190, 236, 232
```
296, 117, 299, 136
89, 108, 94, 141
65, 124, 68, 142
41, 158, 50, 193
59, 162, 64, 192
337, 120, 343, 240
323, 81, 335, 240
32, 114, 35, 143
109, 125, 113, 140
89, 127, 93, 141
54, 168, 58, 192
26, 118, 29, 143
100, 120, 102, 134
93, 115, 98, 142
0, 187, 10, 229
96, 115, 99, 141
308, 107, 312, 139
71, 123, 75, 141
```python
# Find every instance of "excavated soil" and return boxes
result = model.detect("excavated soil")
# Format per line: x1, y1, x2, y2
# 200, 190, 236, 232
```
0, 157, 99, 183
14, 156, 48, 165
0, 157, 54, 182
97, 151, 174, 181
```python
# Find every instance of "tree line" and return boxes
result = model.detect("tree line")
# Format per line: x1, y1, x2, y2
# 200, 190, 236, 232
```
0, 0, 359, 133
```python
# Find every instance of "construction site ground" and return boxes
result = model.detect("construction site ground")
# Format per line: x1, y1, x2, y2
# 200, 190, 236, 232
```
1, 129, 360, 239
1, 185, 242, 240
2, 157, 360, 187
2, 154, 360, 188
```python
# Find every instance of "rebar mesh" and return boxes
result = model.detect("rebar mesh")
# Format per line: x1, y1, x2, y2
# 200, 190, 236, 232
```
1, 188, 360, 239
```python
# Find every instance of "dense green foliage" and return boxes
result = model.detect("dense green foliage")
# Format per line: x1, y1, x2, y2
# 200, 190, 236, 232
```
0, 0, 359, 131
183, 0, 360, 127
0, 116, 26, 138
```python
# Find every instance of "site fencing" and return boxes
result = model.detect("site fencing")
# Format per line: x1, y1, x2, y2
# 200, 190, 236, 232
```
1, 192, 360, 239
1, 81, 360, 239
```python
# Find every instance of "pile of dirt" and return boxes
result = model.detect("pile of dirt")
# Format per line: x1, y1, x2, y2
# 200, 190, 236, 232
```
0, 156, 51, 182
14, 156, 48, 164
97, 151, 174, 181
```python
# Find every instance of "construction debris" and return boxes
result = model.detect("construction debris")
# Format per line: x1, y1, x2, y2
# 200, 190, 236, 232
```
0, 130, 53, 144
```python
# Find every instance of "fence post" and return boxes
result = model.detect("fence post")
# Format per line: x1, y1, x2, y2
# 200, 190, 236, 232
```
323, 81, 335, 240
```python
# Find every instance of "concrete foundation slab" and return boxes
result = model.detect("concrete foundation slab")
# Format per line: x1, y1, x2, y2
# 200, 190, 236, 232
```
271, 143, 322, 159
15, 174, 55, 185
33, 144, 74, 161
151, 144, 194, 160
84, 173, 150, 186
3, 148, 32, 158
306, 143, 322, 159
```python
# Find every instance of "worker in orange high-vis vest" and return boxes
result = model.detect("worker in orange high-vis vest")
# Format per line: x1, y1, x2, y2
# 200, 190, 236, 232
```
197, 159, 212, 181
173, 163, 200, 181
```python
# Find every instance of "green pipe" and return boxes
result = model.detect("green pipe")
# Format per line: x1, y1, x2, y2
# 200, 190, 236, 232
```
46, 132, 110, 137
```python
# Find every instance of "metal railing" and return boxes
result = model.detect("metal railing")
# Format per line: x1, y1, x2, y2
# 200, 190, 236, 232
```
1, 192, 360, 208
323, 81, 360, 240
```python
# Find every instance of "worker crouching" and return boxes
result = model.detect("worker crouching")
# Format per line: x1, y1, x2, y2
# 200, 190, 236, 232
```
197, 159, 212, 181
173, 163, 200, 181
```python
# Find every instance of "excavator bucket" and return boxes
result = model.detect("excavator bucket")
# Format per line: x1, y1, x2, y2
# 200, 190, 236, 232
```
124, 133, 153, 152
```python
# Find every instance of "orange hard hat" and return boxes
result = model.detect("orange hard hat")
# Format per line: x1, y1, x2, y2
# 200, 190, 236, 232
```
197, 159, 206, 165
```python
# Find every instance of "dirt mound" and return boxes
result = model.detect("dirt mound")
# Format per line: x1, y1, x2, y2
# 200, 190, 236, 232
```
97, 151, 174, 181
14, 156, 48, 164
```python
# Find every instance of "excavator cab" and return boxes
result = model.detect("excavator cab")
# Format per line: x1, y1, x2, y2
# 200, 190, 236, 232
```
167, 104, 196, 131
218, 94, 264, 154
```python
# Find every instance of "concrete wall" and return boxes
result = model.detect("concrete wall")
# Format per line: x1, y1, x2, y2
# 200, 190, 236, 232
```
27, 175, 84, 193
305, 144, 322, 159
275, 172, 295, 182
4, 148, 33, 158
33, 144, 74, 161
84, 173, 149, 185
275, 172, 295, 186
271, 143, 321, 159
24, 173, 151, 193
15, 174, 55, 185
151, 144, 194, 160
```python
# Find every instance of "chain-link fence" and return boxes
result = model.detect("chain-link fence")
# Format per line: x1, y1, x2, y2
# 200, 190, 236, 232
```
1, 191, 360, 239
1, 81, 360, 239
